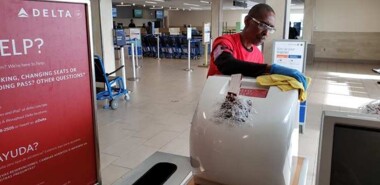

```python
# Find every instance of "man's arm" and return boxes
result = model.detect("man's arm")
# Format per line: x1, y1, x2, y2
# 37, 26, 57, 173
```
215, 51, 270, 77
214, 50, 308, 89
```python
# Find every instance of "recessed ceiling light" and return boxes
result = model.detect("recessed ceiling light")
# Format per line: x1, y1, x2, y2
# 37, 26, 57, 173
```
145, 1, 157, 4
132, 3, 135, 6
152, 5, 155, 8
143, 4, 146, 7
200, 0, 210, 4
116, 2, 131, 7
184, 3, 200, 7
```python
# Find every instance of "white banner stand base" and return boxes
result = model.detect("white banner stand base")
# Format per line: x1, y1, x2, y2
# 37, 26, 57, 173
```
127, 77, 140, 81
198, 63, 209, 68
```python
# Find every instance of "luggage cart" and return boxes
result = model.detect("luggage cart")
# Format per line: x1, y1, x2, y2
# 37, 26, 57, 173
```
161, 36, 175, 58
94, 55, 130, 110
142, 35, 152, 57
180, 37, 200, 59
174, 35, 183, 59
148, 35, 158, 58
169, 35, 178, 59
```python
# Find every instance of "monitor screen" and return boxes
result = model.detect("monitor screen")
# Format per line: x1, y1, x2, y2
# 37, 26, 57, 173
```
112, 7, 117, 18
316, 111, 380, 185
331, 124, 380, 184
156, 10, 163, 19
133, 9, 143, 18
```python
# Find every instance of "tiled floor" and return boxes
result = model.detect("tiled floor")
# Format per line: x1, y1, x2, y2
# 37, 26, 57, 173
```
96, 56, 380, 185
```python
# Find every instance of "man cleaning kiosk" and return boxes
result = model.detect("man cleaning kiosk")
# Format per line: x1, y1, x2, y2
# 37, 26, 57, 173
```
190, 4, 309, 185
207, 3, 308, 90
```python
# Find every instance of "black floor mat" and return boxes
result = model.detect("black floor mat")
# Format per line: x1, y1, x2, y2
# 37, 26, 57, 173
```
132, 162, 177, 185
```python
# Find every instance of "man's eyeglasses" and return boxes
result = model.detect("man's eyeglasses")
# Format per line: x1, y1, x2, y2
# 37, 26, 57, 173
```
250, 17, 276, 34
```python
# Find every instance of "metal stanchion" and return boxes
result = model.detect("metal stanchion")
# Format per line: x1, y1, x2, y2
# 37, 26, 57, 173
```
119, 46, 127, 88
115, 48, 120, 60
128, 43, 140, 81
184, 39, 193, 72
134, 39, 141, 68
156, 35, 161, 60
198, 42, 209, 68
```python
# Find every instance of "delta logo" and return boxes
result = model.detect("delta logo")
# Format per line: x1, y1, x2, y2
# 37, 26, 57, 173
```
17, 8, 74, 18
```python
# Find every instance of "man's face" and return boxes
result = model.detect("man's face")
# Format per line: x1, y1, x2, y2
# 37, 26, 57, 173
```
245, 11, 275, 46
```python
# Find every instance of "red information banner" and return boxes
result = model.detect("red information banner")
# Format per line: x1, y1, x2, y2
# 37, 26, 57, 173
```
0, 0, 98, 184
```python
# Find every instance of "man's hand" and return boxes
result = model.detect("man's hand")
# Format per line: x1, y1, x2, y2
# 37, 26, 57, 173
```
270, 64, 308, 89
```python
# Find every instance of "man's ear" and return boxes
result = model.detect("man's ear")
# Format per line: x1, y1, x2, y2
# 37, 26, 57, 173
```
244, 15, 249, 26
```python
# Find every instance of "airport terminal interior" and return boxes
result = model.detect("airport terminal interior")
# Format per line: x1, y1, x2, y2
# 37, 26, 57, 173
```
94, 0, 380, 184
1, 0, 380, 184
98, 58, 380, 185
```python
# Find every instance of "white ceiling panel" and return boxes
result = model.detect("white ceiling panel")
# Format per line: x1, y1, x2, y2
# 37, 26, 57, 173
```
112, 0, 266, 11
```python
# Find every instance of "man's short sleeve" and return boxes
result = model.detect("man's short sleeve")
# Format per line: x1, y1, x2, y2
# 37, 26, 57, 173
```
212, 36, 235, 60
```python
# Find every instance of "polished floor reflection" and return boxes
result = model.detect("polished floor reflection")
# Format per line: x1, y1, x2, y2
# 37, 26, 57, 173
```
97, 56, 380, 185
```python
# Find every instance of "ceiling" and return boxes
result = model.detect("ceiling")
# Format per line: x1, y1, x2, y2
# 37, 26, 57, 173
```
112, 0, 267, 11
112, 0, 304, 11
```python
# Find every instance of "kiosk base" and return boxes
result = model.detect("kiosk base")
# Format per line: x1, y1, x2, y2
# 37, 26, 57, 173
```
185, 157, 308, 185
198, 64, 209, 68
113, 153, 307, 185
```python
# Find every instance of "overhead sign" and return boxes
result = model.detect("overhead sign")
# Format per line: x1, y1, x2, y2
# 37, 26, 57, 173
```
203, 23, 211, 43
115, 29, 126, 46
272, 40, 308, 130
169, 28, 180, 35
233, 0, 247, 8
129, 28, 141, 40
0, 0, 99, 184
187, 27, 192, 40
273, 40, 307, 73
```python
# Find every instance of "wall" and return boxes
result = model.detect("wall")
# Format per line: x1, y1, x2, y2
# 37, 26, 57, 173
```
315, 0, 380, 32
290, 8, 303, 14
313, 32, 380, 61
113, 6, 160, 27
224, 10, 249, 28
168, 10, 248, 27
211, 0, 223, 40
167, 4, 288, 63
263, 0, 288, 64
99, 0, 115, 72
113, 18, 157, 28
303, 0, 315, 43
91, 0, 102, 57
313, 0, 380, 61
113, 8, 258, 32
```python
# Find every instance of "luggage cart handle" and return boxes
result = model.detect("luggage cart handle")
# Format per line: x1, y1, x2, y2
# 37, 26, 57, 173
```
106, 65, 125, 76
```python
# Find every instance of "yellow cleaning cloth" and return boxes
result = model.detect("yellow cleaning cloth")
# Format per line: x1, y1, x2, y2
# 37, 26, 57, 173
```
256, 74, 311, 102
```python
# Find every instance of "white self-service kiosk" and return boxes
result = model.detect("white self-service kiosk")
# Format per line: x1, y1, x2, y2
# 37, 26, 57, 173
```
190, 75, 301, 185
